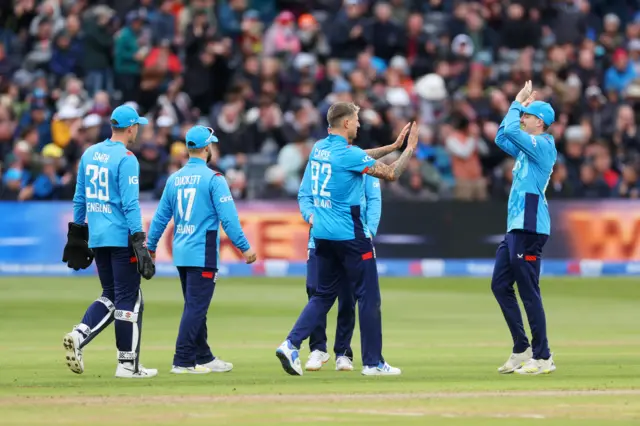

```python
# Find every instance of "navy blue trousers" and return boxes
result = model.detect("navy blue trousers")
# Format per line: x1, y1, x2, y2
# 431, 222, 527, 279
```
173, 267, 216, 367
288, 238, 383, 367
80, 246, 142, 365
306, 248, 356, 358
491, 230, 551, 359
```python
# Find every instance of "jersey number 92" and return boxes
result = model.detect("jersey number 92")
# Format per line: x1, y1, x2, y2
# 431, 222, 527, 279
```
311, 160, 332, 197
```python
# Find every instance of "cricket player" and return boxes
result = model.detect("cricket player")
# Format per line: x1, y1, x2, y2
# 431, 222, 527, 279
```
62, 104, 157, 378
146, 125, 257, 374
297, 125, 409, 372
492, 80, 557, 375
276, 102, 418, 376
299, 173, 381, 372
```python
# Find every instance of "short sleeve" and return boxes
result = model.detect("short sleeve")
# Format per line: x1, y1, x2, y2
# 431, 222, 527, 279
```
342, 146, 376, 173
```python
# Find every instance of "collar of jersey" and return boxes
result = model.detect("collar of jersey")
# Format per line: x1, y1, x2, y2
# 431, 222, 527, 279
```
327, 134, 348, 145
187, 157, 206, 165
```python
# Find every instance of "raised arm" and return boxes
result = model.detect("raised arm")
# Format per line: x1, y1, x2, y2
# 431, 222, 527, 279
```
365, 122, 417, 181
364, 122, 411, 159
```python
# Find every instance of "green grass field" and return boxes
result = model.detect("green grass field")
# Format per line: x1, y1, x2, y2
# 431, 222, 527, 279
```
1, 276, 639, 425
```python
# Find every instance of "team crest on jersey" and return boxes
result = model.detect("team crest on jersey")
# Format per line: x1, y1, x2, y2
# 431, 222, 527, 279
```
530, 135, 537, 147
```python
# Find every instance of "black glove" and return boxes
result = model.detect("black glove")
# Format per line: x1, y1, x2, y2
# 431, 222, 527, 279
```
130, 232, 155, 280
62, 223, 94, 271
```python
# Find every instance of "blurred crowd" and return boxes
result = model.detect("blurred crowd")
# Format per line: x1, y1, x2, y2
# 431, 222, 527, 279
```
2, 0, 640, 202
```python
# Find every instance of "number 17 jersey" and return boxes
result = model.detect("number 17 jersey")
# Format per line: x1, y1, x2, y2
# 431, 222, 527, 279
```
307, 134, 376, 241
73, 139, 143, 248
146, 157, 250, 268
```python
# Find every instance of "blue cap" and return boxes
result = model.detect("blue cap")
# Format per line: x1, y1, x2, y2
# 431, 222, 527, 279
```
522, 101, 555, 126
110, 105, 149, 128
185, 126, 218, 149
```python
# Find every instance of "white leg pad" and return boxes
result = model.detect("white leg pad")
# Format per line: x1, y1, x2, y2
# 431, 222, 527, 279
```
114, 310, 138, 323
115, 290, 142, 364
97, 296, 115, 311
118, 351, 137, 361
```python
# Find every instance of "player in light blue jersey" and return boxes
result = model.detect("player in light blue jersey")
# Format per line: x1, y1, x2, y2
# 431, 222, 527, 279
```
147, 125, 256, 375
299, 172, 382, 372
276, 102, 418, 376
492, 81, 558, 375
62, 105, 157, 379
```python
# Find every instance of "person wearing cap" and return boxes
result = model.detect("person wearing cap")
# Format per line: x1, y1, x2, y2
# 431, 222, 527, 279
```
1, 168, 24, 200
147, 125, 257, 375
62, 104, 157, 379
604, 48, 637, 95
491, 81, 558, 376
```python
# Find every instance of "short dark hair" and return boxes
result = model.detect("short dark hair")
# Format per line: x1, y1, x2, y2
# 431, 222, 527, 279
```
327, 102, 360, 128
188, 146, 207, 155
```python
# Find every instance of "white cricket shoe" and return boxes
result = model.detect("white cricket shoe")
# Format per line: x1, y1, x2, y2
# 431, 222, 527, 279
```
335, 355, 354, 371
198, 358, 233, 372
515, 355, 556, 375
361, 361, 401, 376
305, 350, 330, 371
170, 365, 212, 374
63, 330, 84, 374
497, 347, 533, 374
276, 340, 303, 376
115, 362, 158, 378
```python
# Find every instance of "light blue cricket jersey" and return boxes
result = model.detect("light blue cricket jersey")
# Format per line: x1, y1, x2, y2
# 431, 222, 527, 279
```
495, 101, 558, 235
300, 134, 377, 241
299, 172, 381, 249
73, 139, 143, 248
147, 157, 250, 268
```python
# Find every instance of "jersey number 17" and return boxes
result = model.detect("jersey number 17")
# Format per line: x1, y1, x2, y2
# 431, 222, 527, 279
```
177, 188, 196, 221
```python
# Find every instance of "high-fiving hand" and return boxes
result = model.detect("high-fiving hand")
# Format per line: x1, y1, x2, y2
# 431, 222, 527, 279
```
522, 91, 538, 107
392, 122, 411, 149
406, 121, 419, 150
515, 80, 533, 104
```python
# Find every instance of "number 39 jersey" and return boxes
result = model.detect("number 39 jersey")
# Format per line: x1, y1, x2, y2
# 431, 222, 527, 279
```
305, 134, 376, 241
146, 157, 250, 268
73, 139, 143, 248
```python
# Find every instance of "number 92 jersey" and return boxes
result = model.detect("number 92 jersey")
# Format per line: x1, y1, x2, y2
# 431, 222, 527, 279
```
306, 134, 376, 241
73, 140, 143, 248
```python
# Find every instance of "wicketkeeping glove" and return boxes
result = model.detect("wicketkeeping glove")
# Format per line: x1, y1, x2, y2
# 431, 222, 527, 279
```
130, 232, 155, 280
62, 223, 94, 270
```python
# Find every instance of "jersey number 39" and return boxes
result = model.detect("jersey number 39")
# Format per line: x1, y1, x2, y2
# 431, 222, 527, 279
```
310, 161, 331, 197
85, 165, 109, 201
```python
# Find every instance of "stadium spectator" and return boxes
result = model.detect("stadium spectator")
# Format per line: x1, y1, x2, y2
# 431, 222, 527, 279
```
2, 0, 640, 202
82, 6, 115, 95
